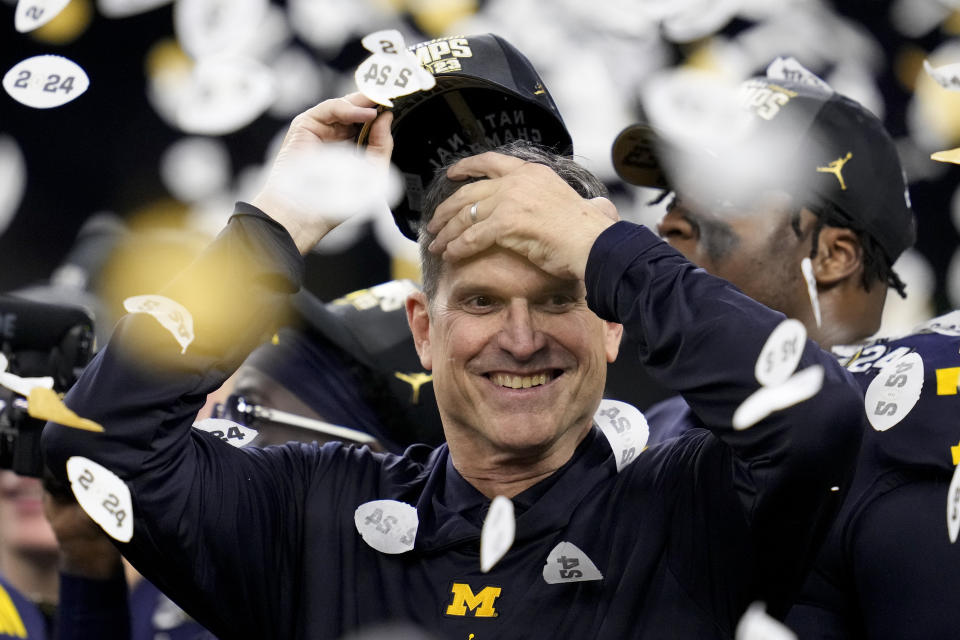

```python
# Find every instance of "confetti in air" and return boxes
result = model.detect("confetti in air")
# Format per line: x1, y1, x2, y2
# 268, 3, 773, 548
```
735, 602, 797, 640
3, 55, 90, 108
733, 365, 825, 430
595, 399, 649, 472
754, 318, 807, 387
480, 496, 515, 573
922, 59, 960, 92
354, 500, 418, 554
28, 388, 104, 432
354, 29, 436, 107
14, 0, 73, 33
67, 456, 134, 542
800, 258, 822, 329
542, 541, 603, 584
193, 418, 257, 448
863, 351, 924, 432
948, 462, 960, 543
123, 295, 195, 354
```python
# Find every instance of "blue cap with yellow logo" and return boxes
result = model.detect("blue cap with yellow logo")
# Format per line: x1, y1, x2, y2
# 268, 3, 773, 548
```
612, 70, 916, 265
362, 33, 573, 241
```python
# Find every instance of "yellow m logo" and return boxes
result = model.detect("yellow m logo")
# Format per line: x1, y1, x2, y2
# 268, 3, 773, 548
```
445, 583, 502, 617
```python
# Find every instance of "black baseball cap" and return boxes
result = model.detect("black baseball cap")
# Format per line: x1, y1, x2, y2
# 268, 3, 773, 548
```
359, 33, 573, 240
612, 74, 916, 264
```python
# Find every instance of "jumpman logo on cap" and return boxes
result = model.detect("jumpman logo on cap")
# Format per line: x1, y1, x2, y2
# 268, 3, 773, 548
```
816, 152, 853, 190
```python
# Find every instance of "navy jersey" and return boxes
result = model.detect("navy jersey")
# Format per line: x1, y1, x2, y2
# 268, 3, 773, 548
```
785, 317, 960, 638
57, 573, 211, 640
42, 210, 863, 639
0, 576, 48, 640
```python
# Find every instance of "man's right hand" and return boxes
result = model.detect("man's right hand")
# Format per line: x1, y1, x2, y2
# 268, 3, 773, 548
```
251, 93, 394, 255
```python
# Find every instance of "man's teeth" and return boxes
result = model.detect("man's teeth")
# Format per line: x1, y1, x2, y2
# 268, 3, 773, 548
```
493, 373, 549, 389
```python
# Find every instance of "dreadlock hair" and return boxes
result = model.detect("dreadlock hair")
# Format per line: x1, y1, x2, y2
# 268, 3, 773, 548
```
790, 197, 907, 298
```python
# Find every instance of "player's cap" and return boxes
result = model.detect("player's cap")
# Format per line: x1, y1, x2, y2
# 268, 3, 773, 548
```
612, 74, 916, 264
360, 33, 573, 241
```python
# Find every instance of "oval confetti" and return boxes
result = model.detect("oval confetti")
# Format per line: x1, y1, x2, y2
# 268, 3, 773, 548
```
176, 56, 274, 136
918, 310, 960, 337
15, 0, 72, 33
800, 258, 822, 329
735, 602, 797, 640
354, 29, 436, 108
480, 496, 515, 573
863, 351, 924, 432
97, 0, 171, 18
174, 0, 267, 60
3, 55, 90, 109
595, 399, 649, 472
193, 418, 257, 448
28, 387, 103, 432
0, 134, 27, 237
733, 365, 825, 430
123, 295, 195, 354
354, 499, 418, 555
542, 541, 603, 584
923, 59, 960, 92
67, 456, 134, 543
267, 144, 403, 223
948, 462, 960, 543
755, 318, 807, 387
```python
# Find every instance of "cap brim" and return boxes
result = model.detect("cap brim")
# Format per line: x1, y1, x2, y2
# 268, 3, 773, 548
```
611, 123, 677, 189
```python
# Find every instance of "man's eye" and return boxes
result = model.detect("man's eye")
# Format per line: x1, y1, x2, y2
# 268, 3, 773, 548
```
464, 295, 495, 311
545, 295, 576, 310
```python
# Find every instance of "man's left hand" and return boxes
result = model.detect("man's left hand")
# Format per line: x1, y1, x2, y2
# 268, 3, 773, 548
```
426, 153, 618, 281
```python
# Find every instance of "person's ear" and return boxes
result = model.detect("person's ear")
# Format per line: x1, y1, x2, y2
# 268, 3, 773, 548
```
812, 226, 862, 287
406, 291, 433, 370
604, 321, 623, 363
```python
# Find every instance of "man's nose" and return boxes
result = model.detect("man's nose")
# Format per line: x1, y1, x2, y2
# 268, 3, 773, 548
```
656, 210, 696, 244
497, 301, 546, 360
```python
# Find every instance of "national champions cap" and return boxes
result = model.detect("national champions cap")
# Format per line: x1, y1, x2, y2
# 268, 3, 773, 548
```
612, 74, 916, 264
359, 33, 573, 241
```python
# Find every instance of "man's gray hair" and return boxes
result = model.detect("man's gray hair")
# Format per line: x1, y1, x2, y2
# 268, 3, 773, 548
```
417, 140, 607, 301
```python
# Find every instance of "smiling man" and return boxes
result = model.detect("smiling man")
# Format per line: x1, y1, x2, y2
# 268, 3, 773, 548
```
42, 92, 863, 639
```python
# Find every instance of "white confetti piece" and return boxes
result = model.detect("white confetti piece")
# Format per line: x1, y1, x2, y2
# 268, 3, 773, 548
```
863, 351, 924, 432
3, 55, 90, 109
733, 365, 824, 430
14, 0, 71, 33
97, 0, 171, 18
193, 418, 257, 448
660, 0, 739, 43
267, 144, 403, 223
542, 542, 603, 584
174, 0, 267, 61
67, 456, 134, 543
595, 399, 649, 472
480, 496, 515, 573
354, 29, 436, 107
766, 56, 834, 93
948, 461, 960, 543
735, 602, 797, 640
160, 137, 231, 203
916, 310, 960, 337
800, 258, 822, 329
123, 295, 195, 354
755, 319, 806, 388
0, 135, 26, 238
0, 352, 55, 397
923, 59, 960, 92
354, 499, 418, 555
176, 56, 274, 136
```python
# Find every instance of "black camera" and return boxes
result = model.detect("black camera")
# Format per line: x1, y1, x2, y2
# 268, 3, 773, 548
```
0, 295, 95, 477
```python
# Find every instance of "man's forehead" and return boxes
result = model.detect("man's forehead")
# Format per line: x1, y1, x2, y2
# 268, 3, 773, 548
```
438, 249, 585, 296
